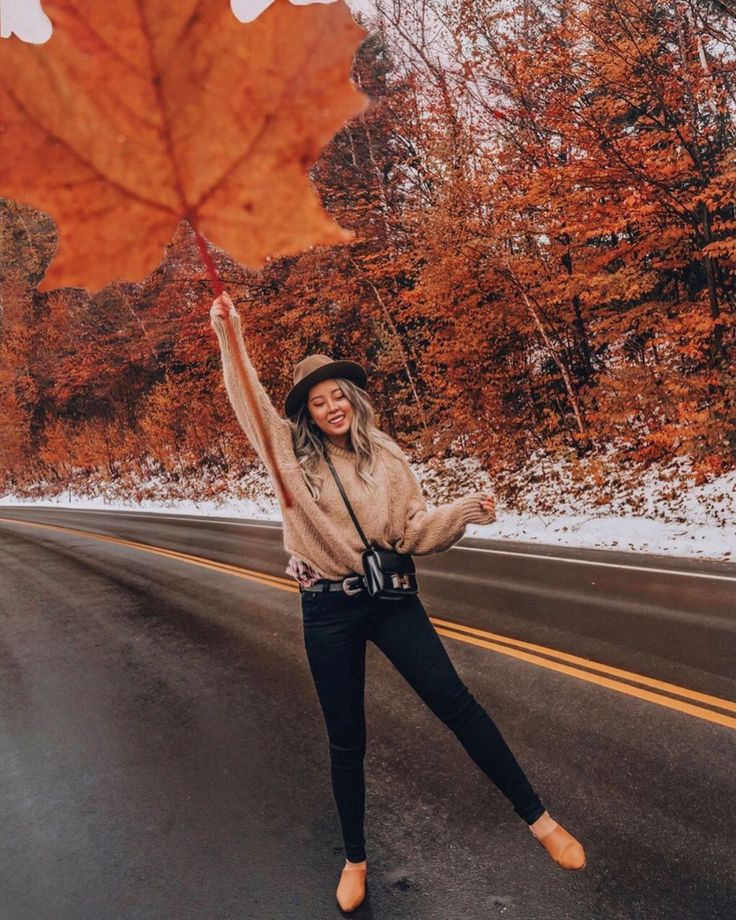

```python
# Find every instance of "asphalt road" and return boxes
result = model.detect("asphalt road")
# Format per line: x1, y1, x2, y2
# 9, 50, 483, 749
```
0, 506, 734, 920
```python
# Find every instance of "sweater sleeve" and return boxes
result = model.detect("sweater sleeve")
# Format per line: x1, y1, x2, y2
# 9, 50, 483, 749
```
393, 461, 496, 556
211, 311, 291, 468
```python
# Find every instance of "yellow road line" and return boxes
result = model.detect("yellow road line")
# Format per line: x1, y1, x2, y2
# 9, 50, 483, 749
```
2, 515, 733, 730
434, 627, 736, 731
431, 616, 736, 714
0, 516, 299, 593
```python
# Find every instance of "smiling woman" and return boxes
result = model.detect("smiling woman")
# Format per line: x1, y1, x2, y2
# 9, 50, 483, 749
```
307, 379, 354, 442
209, 290, 586, 913
209, 293, 495, 580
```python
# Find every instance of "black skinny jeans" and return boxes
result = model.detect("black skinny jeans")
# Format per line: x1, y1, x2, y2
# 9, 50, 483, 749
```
300, 584, 545, 862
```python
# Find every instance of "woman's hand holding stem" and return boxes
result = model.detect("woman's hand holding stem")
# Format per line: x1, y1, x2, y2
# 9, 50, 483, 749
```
210, 291, 238, 323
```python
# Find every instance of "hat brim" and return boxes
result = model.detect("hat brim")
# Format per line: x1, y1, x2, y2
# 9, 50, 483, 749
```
284, 360, 368, 419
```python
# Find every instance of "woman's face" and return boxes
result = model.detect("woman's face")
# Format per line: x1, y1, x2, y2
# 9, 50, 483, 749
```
307, 378, 354, 439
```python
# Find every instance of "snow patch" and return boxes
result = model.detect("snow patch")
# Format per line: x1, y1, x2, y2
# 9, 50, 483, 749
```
1, 450, 733, 561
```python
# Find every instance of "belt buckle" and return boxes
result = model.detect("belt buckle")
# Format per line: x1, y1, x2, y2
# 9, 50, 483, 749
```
342, 576, 363, 596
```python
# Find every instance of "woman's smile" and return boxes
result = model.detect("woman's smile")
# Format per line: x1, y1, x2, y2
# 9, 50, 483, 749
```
306, 378, 355, 445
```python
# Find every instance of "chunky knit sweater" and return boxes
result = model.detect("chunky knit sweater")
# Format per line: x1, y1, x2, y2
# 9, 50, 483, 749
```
211, 311, 495, 580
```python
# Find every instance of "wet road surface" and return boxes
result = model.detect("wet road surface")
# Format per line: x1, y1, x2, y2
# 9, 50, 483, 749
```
0, 506, 734, 919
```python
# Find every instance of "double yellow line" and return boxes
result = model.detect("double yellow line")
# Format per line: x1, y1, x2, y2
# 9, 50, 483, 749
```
0, 515, 300, 592
2, 515, 734, 731
432, 619, 736, 731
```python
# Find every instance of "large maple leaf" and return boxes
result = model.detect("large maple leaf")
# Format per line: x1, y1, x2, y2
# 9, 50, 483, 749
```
0, 0, 367, 291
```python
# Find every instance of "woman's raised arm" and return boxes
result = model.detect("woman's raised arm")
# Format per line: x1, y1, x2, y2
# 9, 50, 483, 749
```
209, 292, 289, 466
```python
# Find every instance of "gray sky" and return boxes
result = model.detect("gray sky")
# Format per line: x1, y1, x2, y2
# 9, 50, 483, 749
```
0, 0, 52, 43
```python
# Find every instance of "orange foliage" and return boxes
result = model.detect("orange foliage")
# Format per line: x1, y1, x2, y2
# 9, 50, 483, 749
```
1, 1, 734, 502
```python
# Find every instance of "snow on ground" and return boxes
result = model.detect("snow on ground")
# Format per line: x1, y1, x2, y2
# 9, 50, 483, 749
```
436, 451, 736, 561
1, 452, 733, 562
465, 509, 734, 560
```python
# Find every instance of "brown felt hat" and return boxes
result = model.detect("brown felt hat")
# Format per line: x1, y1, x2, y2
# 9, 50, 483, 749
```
284, 353, 368, 419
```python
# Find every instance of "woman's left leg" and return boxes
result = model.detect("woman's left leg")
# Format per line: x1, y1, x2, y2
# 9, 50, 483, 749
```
368, 593, 545, 825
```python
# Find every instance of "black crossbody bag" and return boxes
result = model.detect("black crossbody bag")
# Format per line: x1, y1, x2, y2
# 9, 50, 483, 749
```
325, 452, 419, 600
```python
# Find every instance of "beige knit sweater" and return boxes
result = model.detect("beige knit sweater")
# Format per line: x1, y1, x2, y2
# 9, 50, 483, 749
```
211, 312, 495, 580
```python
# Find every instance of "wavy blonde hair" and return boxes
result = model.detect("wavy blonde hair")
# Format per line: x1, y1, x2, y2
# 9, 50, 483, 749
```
289, 377, 404, 501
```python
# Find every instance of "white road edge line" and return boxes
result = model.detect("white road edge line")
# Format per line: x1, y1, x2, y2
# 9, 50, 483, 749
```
2, 508, 280, 528
455, 545, 736, 582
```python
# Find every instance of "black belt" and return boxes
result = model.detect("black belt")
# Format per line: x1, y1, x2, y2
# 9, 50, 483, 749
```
301, 575, 366, 596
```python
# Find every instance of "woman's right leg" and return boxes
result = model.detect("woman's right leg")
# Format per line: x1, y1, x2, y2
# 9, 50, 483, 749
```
301, 589, 369, 863
368, 593, 545, 825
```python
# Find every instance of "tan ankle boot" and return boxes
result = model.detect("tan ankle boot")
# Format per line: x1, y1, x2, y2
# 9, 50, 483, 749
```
336, 860, 367, 912
531, 821, 587, 870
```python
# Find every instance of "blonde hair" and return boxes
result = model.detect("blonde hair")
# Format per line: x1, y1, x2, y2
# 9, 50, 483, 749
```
289, 377, 404, 501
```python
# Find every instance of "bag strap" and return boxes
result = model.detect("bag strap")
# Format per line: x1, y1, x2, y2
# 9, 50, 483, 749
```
324, 449, 372, 551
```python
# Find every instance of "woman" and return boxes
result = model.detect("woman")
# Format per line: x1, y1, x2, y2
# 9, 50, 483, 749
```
210, 292, 586, 913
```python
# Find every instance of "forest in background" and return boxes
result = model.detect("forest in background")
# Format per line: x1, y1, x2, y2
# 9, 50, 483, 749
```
1, 0, 734, 513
